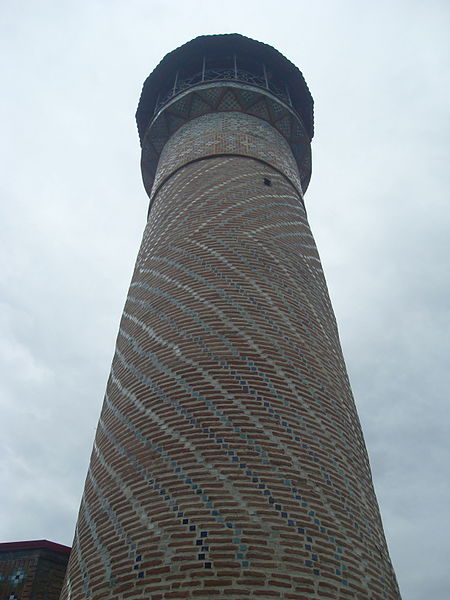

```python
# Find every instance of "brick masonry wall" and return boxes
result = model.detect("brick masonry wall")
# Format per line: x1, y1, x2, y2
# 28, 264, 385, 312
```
61, 110, 401, 599
148, 112, 304, 202
0, 546, 69, 600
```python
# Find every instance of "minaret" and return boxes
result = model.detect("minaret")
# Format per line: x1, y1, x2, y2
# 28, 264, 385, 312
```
61, 34, 401, 599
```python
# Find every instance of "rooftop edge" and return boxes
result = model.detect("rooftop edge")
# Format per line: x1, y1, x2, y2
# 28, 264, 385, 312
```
0, 540, 71, 555
136, 34, 314, 143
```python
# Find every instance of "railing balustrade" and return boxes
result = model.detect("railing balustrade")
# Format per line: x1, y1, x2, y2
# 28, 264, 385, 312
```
153, 64, 293, 117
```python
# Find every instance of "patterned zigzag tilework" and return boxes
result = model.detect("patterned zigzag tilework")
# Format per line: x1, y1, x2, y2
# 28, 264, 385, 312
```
141, 82, 312, 198
61, 114, 401, 599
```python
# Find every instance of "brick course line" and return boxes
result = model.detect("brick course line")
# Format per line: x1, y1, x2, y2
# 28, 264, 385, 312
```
110, 324, 359, 550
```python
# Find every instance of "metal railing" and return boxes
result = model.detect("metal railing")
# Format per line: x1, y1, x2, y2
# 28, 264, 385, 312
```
153, 61, 293, 117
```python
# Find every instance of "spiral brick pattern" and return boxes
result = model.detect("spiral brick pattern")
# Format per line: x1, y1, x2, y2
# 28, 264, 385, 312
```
62, 37, 401, 600
148, 112, 304, 201
62, 110, 400, 599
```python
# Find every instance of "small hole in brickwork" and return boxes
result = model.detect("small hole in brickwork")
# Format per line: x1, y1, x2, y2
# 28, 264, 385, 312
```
263, 178, 272, 186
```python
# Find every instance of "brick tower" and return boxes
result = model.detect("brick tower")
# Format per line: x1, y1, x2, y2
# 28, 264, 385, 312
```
61, 35, 401, 599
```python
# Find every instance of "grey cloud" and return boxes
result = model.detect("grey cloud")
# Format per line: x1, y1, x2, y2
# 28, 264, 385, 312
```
1, 2, 448, 599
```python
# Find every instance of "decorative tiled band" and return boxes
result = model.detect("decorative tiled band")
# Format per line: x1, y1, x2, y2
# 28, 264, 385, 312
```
140, 81, 312, 196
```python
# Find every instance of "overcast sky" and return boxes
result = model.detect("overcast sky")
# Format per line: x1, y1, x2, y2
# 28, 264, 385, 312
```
1, 1, 449, 599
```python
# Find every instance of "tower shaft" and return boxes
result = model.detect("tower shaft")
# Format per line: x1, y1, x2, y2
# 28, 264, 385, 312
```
61, 35, 401, 600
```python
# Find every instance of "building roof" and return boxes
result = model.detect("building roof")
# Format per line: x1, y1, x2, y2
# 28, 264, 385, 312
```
0, 540, 71, 555
136, 34, 314, 143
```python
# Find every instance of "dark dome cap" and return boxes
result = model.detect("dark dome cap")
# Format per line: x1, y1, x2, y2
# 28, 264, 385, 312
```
136, 33, 314, 143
